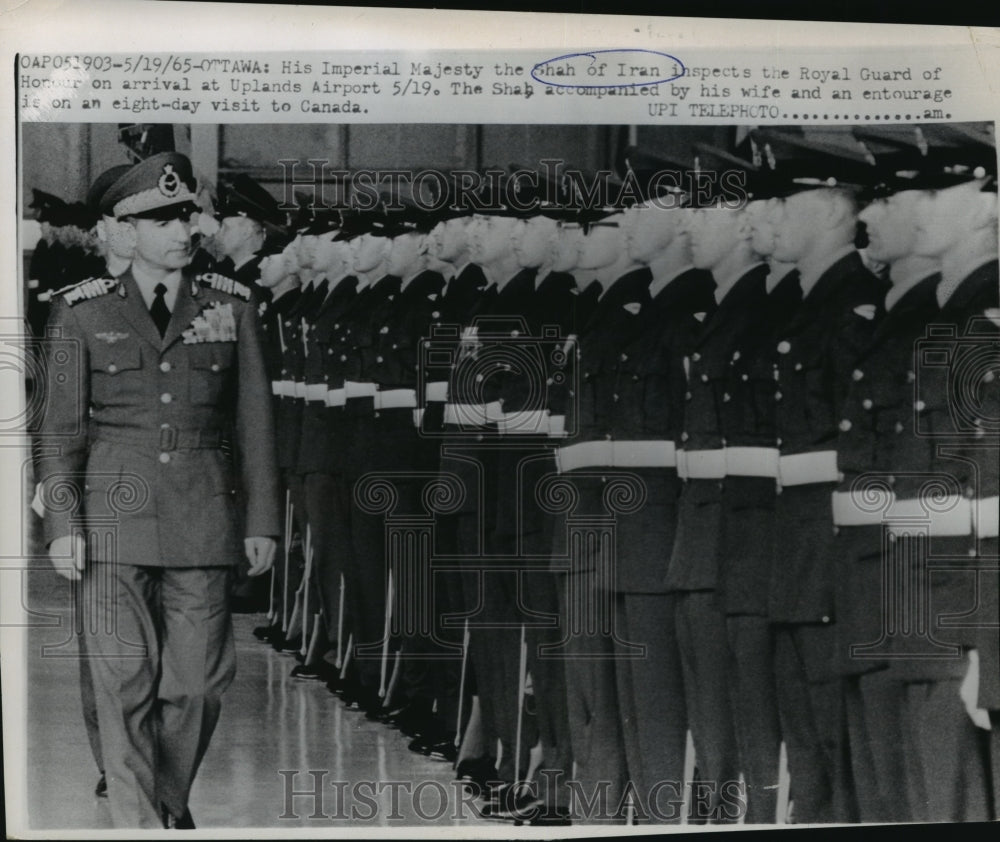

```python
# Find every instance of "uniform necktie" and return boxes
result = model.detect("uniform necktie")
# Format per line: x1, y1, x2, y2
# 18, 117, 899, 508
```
150, 282, 171, 337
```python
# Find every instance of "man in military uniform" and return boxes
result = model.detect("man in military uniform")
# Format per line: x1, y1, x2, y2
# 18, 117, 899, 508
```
38, 152, 280, 828
764, 139, 887, 823
611, 185, 713, 823
214, 173, 286, 290
892, 134, 998, 821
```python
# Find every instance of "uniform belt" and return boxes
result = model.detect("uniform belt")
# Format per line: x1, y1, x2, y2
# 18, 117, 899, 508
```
556, 440, 613, 473
425, 381, 448, 403
91, 426, 224, 451
612, 440, 677, 468
497, 409, 551, 436
677, 448, 726, 479
547, 414, 568, 439
275, 380, 294, 397
305, 383, 327, 402
325, 388, 346, 407
831, 490, 889, 526
293, 381, 307, 399
443, 401, 504, 426
887, 496, 973, 537
345, 381, 377, 399
270, 381, 281, 396
725, 446, 780, 478
374, 389, 417, 409
975, 496, 999, 538
778, 450, 839, 486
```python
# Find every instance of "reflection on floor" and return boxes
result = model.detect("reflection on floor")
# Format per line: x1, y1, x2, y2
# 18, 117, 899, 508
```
23, 565, 482, 830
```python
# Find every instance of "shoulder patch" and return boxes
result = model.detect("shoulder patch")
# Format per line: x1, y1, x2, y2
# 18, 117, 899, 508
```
197, 272, 252, 301
51, 277, 118, 307
853, 303, 877, 321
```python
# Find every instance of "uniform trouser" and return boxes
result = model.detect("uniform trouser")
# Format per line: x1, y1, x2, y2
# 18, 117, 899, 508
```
77, 620, 104, 775
725, 614, 781, 824
303, 471, 352, 647
273, 470, 308, 632
612, 592, 688, 823
899, 677, 992, 822
523, 571, 572, 810
843, 670, 910, 823
556, 573, 627, 824
773, 623, 855, 824
82, 561, 235, 828
674, 591, 741, 823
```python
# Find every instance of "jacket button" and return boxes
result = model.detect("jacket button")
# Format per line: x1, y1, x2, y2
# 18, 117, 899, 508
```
852, 369, 864, 381
681, 432, 689, 442
107, 364, 117, 373
722, 392, 731, 402
821, 615, 830, 623
692, 353, 701, 362
620, 353, 628, 362
159, 452, 171, 464
839, 419, 852, 432
632, 375, 639, 382
862, 398, 873, 410
685, 391, 692, 401
160, 393, 173, 404
741, 374, 749, 381
894, 422, 904, 433
376, 356, 384, 364
613, 394, 619, 402
211, 363, 220, 372
914, 400, 926, 412
159, 361, 171, 373
833, 526, 840, 536
794, 362, 802, 371
775, 391, 782, 401
700, 373, 708, 382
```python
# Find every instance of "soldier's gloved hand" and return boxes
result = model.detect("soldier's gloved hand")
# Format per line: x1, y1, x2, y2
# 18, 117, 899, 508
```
245, 536, 277, 577
48, 534, 86, 581
960, 649, 992, 730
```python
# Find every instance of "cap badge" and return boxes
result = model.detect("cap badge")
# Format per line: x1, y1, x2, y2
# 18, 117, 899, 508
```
158, 164, 181, 199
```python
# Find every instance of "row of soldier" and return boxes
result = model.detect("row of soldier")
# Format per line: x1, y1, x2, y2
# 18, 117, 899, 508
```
48, 124, 999, 825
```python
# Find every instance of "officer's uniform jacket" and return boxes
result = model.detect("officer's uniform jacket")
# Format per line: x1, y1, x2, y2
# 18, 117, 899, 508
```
831, 273, 941, 675
767, 251, 887, 625
420, 264, 488, 436
719, 269, 802, 616
274, 281, 326, 472
552, 268, 653, 575
295, 275, 358, 476
665, 264, 770, 594
888, 260, 1000, 685
609, 267, 715, 594
38, 269, 281, 567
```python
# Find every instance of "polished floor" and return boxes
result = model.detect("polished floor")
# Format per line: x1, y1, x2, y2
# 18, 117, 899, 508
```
22, 563, 484, 831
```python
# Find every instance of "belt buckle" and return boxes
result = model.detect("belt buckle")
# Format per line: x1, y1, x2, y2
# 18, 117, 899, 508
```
159, 425, 178, 451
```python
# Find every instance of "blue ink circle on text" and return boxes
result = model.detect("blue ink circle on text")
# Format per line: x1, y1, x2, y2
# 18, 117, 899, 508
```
530, 49, 686, 90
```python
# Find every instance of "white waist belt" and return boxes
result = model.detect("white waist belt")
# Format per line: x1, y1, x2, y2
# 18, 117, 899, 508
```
726, 446, 780, 478
547, 415, 568, 439
612, 440, 677, 469
678, 449, 726, 480
832, 490, 889, 526
293, 381, 307, 399
498, 409, 550, 435
975, 496, 999, 539
325, 388, 346, 407
425, 381, 448, 402
276, 380, 294, 397
556, 440, 614, 473
374, 389, 417, 409
887, 496, 973, 537
305, 383, 327, 402
345, 381, 377, 399
779, 450, 839, 486
271, 381, 281, 396
443, 401, 504, 426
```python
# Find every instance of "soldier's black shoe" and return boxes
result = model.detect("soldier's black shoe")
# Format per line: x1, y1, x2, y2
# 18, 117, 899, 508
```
290, 663, 327, 681
279, 636, 302, 654
269, 632, 287, 651
95, 772, 107, 798
161, 804, 196, 829
253, 623, 280, 641
389, 704, 434, 738
455, 756, 497, 785
425, 737, 458, 764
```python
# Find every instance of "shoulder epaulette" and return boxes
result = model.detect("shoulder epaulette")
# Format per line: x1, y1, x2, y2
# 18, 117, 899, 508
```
197, 272, 252, 301
48, 276, 118, 306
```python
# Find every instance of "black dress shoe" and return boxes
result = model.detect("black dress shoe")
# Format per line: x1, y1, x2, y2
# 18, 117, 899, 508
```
455, 755, 497, 785
279, 636, 302, 654
425, 737, 458, 764
290, 663, 327, 681
161, 804, 196, 829
95, 772, 107, 798
253, 623, 280, 641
